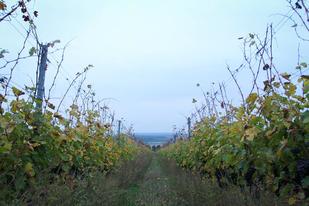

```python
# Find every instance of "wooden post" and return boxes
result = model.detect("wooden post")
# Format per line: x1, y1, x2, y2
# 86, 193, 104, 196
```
187, 117, 191, 138
36, 44, 49, 111
117, 120, 121, 138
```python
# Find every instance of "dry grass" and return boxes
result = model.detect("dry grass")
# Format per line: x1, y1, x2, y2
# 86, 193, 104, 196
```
13, 152, 293, 206
19, 152, 152, 206
158, 155, 288, 206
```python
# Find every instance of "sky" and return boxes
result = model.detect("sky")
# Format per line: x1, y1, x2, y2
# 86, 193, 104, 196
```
1, 0, 309, 132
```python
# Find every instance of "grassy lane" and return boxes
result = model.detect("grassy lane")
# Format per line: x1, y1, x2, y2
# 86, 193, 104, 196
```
27, 152, 285, 206
134, 154, 187, 206
132, 153, 283, 206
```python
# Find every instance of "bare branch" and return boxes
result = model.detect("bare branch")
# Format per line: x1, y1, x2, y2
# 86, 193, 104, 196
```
0, 4, 20, 23
3, 26, 31, 97
287, 0, 309, 32
46, 46, 67, 103
56, 65, 92, 113
227, 64, 246, 109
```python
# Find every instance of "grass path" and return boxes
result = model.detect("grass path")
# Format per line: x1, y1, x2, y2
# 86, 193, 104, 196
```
113, 153, 280, 206
134, 154, 187, 206
31, 152, 283, 205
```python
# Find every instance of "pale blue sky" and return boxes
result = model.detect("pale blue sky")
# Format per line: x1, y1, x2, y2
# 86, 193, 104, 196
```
1, 0, 309, 132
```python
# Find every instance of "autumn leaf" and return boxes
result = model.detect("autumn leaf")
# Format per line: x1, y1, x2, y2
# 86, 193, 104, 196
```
0, 94, 5, 103
246, 93, 258, 105
53, 112, 64, 120
243, 127, 259, 141
288, 197, 296, 205
47, 102, 55, 110
301, 75, 309, 80
0, 1, 7, 10
281, 72, 291, 81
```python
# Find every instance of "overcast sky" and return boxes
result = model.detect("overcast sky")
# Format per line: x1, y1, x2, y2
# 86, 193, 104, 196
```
1, 0, 309, 132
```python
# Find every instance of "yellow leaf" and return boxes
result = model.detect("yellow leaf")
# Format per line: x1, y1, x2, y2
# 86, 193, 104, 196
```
24, 162, 35, 177
243, 127, 259, 141
53, 113, 64, 120
246, 93, 258, 105
281, 72, 291, 80
288, 197, 296, 205
12, 87, 25, 97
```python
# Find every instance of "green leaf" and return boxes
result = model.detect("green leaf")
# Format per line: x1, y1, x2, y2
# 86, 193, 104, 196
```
24, 162, 35, 177
301, 176, 309, 187
249, 41, 255, 47
0, 49, 9, 58
284, 82, 296, 96
246, 93, 258, 105
15, 175, 26, 191
273, 82, 280, 88
303, 79, 309, 94
300, 62, 307, 68
304, 116, 309, 124
49, 40, 61, 48
12, 87, 25, 97
280, 184, 293, 197
29, 47, 36, 56
0, 141, 12, 154
62, 164, 70, 172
